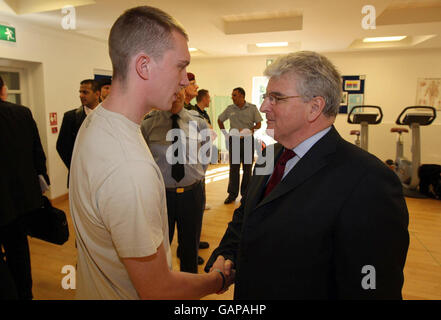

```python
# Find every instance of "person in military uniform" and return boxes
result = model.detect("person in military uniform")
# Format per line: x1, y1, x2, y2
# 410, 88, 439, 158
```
141, 88, 212, 273
183, 72, 198, 111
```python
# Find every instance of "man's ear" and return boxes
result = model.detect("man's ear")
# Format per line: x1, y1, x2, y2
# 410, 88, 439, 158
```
0, 85, 7, 101
135, 54, 151, 80
308, 96, 326, 122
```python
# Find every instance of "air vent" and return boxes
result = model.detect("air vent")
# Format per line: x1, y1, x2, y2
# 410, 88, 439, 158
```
222, 10, 303, 35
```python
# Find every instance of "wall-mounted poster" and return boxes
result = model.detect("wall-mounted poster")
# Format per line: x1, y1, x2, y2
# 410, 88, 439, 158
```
340, 91, 348, 106
348, 94, 364, 113
344, 80, 361, 91
416, 78, 441, 111
339, 75, 366, 114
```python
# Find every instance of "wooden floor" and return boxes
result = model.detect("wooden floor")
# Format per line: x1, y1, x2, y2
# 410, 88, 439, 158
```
26, 164, 441, 300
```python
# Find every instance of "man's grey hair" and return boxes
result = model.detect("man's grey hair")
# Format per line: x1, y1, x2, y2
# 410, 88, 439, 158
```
264, 51, 342, 117
109, 6, 188, 83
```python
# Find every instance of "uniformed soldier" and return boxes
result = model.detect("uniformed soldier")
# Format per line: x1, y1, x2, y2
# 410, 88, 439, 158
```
184, 72, 198, 111
141, 88, 211, 273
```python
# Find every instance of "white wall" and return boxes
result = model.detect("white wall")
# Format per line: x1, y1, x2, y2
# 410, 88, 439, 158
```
1, 12, 441, 199
0, 14, 112, 199
190, 49, 441, 165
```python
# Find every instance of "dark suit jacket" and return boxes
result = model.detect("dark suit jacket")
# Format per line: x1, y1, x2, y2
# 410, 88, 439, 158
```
206, 126, 409, 300
0, 101, 49, 227
0, 257, 17, 299
56, 106, 86, 185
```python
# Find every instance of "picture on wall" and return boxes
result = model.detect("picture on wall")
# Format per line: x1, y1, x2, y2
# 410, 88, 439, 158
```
416, 78, 441, 111
344, 80, 361, 91
348, 94, 364, 113
340, 91, 348, 106
339, 75, 366, 114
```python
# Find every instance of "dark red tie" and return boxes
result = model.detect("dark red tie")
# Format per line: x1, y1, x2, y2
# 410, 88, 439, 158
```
264, 148, 296, 197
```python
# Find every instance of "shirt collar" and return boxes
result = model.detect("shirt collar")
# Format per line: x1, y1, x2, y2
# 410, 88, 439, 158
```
292, 126, 332, 158
83, 105, 93, 116
196, 104, 207, 114
169, 107, 191, 121
234, 101, 249, 109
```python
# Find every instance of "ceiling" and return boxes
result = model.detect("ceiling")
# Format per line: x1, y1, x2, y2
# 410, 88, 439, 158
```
1, 0, 441, 59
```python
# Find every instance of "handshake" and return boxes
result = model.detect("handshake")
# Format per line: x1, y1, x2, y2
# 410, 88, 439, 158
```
209, 255, 236, 294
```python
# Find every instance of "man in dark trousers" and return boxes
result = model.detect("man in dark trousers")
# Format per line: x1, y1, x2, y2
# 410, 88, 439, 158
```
205, 51, 409, 299
141, 88, 211, 272
0, 76, 50, 300
56, 79, 100, 185
218, 87, 262, 204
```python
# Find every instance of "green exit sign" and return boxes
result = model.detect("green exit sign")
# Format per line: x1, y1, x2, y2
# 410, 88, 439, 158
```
0, 25, 16, 43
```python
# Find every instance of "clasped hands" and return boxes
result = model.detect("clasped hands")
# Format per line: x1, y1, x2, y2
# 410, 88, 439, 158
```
210, 255, 235, 294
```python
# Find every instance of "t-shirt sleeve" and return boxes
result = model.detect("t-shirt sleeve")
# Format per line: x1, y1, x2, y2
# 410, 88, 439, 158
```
97, 160, 166, 258
218, 106, 230, 122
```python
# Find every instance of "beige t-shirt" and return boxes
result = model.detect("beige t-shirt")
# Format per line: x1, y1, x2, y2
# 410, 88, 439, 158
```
69, 105, 171, 300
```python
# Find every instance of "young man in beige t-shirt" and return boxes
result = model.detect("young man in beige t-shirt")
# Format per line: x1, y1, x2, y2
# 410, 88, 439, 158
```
69, 6, 234, 299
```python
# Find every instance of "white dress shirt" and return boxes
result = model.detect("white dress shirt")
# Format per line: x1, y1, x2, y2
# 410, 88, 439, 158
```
282, 126, 332, 179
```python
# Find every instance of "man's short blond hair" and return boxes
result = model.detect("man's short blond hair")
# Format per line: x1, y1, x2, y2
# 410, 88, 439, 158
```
109, 6, 188, 83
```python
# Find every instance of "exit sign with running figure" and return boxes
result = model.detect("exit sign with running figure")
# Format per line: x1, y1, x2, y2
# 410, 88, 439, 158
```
0, 24, 16, 43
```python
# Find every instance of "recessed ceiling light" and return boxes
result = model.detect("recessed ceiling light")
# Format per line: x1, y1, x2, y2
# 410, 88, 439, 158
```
256, 42, 289, 48
362, 36, 407, 43
189, 48, 198, 52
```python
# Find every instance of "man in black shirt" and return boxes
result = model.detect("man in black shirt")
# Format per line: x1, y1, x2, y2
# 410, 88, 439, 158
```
194, 89, 212, 125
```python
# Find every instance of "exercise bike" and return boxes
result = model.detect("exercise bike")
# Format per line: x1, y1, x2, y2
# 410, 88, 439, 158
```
347, 105, 383, 151
390, 106, 437, 198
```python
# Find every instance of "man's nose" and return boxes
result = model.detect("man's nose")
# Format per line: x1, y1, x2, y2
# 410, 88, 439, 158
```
181, 72, 190, 87
260, 98, 271, 113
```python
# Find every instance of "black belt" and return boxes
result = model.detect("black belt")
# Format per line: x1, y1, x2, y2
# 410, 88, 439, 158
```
166, 180, 201, 194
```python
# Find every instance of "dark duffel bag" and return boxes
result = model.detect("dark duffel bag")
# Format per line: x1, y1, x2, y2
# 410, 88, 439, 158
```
418, 164, 441, 200
25, 196, 69, 245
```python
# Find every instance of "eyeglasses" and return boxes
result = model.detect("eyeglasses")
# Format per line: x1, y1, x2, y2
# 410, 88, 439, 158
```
261, 93, 302, 105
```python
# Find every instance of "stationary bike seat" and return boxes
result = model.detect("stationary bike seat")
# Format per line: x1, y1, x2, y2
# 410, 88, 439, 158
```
391, 127, 409, 133
350, 130, 360, 136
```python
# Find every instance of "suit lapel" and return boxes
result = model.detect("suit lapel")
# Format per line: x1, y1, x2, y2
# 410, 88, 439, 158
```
245, 143, 283, 213
255, 126, 340, 210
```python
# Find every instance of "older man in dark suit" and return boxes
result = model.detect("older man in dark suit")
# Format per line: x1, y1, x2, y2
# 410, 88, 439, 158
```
0, 76, 49, 299
205, 51, 409, 300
